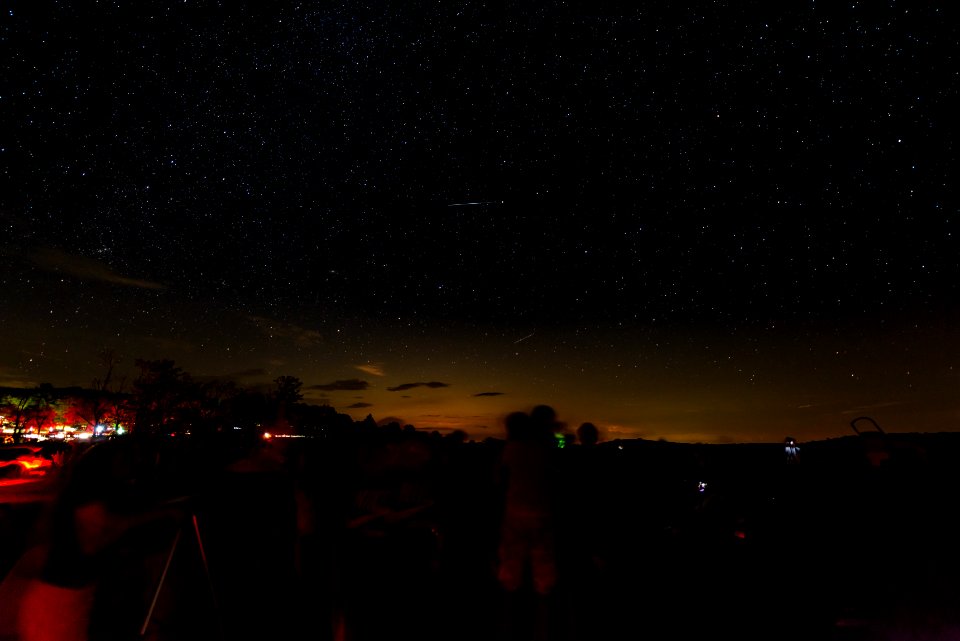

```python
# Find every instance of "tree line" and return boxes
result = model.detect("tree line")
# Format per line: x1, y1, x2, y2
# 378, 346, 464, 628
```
1, 354, 354, 444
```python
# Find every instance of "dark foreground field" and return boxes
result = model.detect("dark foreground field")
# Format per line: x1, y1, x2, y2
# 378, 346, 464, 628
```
3, 431, 960, 641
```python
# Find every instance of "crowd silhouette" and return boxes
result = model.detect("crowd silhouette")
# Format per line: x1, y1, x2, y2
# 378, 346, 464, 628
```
3, 407, 960, 641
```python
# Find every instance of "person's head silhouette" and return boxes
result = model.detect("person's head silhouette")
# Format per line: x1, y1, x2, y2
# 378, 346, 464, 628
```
577, 422, 599, 447
530, 405, 560, 444
504, 411, 532, 441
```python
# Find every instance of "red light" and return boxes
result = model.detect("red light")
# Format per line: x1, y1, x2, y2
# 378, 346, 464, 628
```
20, 458, 44, 470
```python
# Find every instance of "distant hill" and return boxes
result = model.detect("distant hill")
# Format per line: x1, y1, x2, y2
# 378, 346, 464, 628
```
596, 431, 960, 479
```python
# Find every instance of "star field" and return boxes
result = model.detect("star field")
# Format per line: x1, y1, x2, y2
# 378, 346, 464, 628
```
1, 1, 957, 442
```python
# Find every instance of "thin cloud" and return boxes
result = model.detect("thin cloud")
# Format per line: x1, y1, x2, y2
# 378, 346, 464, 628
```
309, 379, 369, 391
204, 368, 267, 380
355, 363, 386, 377
294, 329, 322, 346
0, 366, 37, 388
232, 368, 269, 378
28, 247, 166, 289
248, 315, 322, 347
386, 381, 450, 392
144, 336, 197, 354
194, 368, 268, 383
473, 391, 505, 397
346, 402, 373, 409
842, 401, 907, 415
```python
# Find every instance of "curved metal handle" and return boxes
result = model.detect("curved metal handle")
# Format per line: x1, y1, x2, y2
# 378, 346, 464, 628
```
850, 416, 884, 435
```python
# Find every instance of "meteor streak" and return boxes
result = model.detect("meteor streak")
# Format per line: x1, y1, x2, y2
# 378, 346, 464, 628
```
447, 200, 501, 207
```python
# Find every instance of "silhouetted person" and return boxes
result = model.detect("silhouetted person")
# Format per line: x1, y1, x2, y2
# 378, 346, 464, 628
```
561, 421, 612, 640
200, 433, 299, 641
17, 439, 182, 641
576, 422, 599, 448
496, 407, 561, 641
334, 432, 440, 641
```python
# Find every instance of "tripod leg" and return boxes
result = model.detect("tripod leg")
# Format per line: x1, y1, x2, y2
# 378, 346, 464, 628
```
191, 513, 225, 641
140, 526, 182, 637
192, 515, 218, 606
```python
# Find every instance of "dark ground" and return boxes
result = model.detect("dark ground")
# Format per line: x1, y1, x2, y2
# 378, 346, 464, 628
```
4, 431, 960, 641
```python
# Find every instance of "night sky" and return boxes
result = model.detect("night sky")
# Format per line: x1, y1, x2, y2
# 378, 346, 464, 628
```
2, 1, 957, 443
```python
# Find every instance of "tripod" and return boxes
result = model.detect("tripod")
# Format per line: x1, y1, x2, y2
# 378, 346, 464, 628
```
140, 511, 223, 640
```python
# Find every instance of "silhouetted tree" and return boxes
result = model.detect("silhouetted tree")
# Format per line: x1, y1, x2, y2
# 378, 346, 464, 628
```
131, 359, 198, 435
273, 375, 304, 406
297, 402, 350, 438
1, 384, 60, 441
0, 390, 32, 443
72, 349, 123, 436
24, 384, 58, 435
270, 375, 304, 432
194, 378, 242, 434
107, 385, 133, 434
227, 387, 270, 431
357, 413, 378, 435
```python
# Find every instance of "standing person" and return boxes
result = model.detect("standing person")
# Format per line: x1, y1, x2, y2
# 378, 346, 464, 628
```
561, 422, 612, 641
17, 439, 183, 641
496, 406, 561, 641
201, 432, 299, 641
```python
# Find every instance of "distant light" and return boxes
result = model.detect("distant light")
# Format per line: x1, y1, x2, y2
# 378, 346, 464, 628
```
77, 432, 92, 440
263, 432, 272, 440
